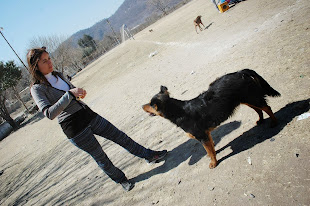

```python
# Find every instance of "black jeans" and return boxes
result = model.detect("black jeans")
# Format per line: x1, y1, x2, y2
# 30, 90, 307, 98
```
69, 115, 154, 183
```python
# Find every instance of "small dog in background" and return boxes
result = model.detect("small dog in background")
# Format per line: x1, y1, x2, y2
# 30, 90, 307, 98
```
194, 15, 205, 34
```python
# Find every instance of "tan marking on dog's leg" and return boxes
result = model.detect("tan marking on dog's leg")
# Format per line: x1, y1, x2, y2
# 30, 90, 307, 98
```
243, 103, 277, 127
202, 130, 217, 169
244, 103, 278, 127
261, 106, 278, 127
187, 133, 196, 140
243, 103, 264, 125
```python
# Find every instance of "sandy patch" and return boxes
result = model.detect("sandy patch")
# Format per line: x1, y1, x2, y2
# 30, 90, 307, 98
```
1, 0, 309, 205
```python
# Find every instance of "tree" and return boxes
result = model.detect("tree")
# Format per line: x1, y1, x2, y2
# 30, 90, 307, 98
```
78, 34, 98, 59
148, 0, 169, 16
78, 35, 97, 50
0, 61, 22, 129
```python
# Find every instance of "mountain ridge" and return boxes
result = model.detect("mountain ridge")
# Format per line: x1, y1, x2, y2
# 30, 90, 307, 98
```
69, 0, 188, 46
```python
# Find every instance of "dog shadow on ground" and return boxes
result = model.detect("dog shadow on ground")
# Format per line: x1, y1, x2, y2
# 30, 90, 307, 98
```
132, 99, 309, 183
132, 120, 241, 183
204, 22, 213, 30
216, 98, 310, 165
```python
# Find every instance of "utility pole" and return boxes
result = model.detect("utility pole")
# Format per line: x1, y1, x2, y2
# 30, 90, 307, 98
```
0, 27, 28, 71
0, 27, 30, 113
106, 19, 120, 45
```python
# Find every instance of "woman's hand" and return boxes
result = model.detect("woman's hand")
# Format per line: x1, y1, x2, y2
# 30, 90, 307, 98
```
69, 88, 87, 99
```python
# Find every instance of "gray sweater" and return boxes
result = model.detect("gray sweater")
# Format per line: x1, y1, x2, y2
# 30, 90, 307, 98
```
31, 74, 86, 123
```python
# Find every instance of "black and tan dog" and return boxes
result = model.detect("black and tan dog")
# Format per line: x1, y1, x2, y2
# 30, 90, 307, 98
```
142, 69, 280, 168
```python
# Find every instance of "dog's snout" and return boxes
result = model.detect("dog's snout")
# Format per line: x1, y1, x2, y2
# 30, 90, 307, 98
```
142, 104, 148, 109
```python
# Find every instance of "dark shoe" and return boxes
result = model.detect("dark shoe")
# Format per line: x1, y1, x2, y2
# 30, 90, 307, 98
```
146, 150, 168, 164
120, 180, 135, 191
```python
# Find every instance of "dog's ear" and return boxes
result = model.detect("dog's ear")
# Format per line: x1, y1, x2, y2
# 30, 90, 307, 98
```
160, 85, 168, 94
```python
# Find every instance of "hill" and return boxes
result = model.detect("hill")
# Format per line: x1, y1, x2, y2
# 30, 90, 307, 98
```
69, 0, 189, 46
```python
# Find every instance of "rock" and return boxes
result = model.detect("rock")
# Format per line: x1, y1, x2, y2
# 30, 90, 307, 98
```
244, 192, 255, 198
149, 51, 158, 58
247, 157, 252, 165
208, 186, 215, 191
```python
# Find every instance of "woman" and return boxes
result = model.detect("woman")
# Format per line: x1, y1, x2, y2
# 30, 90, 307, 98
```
28, 47, 167, 191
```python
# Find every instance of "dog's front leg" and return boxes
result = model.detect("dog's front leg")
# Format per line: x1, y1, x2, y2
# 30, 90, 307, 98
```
201, 130, 217, 169
195, 25, 199, 34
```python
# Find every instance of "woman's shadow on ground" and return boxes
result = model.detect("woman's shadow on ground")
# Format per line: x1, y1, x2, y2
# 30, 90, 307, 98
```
132, 99, 309, 183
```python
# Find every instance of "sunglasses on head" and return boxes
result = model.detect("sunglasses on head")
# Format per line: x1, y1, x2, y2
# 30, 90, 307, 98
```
29, 46, 47, 66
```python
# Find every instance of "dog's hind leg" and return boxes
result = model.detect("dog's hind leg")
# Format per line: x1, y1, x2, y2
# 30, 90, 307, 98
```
194, 22, 199, 34
195, 25, 199, 34
243, 103, 264, 125
202, 130, 217, 169
261, 106, 278, 127
243, 103, 277, 127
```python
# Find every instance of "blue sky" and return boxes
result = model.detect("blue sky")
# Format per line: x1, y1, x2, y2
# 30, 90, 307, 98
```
0, 0, 124, 65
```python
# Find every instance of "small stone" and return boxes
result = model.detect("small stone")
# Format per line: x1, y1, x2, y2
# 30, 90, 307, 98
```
247, 157, 252, 165
270, 138, 275, 142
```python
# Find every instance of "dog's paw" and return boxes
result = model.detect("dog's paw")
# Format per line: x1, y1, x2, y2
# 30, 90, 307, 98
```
256, 119, 264, 125
209, 161, 217, 169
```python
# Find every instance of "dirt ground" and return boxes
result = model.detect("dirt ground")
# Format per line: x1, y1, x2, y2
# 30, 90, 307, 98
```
1, 0, 309, 205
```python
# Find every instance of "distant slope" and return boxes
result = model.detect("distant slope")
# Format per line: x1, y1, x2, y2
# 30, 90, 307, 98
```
69, 0, 187, 46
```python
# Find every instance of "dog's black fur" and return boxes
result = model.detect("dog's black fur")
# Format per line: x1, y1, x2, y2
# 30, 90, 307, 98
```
142, 69, 280, 168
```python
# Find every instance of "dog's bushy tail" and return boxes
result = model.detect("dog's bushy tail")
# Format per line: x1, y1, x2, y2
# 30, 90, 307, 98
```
241, 69, 281, 97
